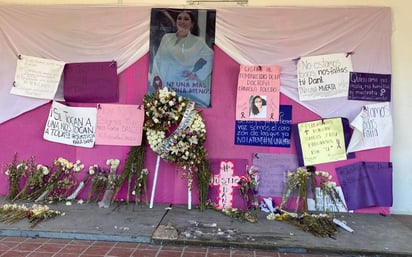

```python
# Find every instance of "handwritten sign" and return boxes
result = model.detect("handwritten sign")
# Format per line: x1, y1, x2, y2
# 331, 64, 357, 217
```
236, 65, 280, 121
11, 55, 65, 100
235, 105, 292, 147
252, 153, 299, 197
95, 104, 145, 146
307, 186, 348, 212
43, 101, 97, 148
208, 159, 248, 210
297, 118, 347, 166
348, 72, 391, 101
63, 61, 119, 103
297, 53, 352, 101
336, 162, 393, 210
347, 102, 393, 153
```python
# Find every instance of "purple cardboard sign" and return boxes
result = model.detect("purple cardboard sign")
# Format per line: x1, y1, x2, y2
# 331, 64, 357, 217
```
336, 161, 393, 210
348, 72, 391, 102
208, 159, 248, 210
64, 61, 119, 103
252, 153, 299, 198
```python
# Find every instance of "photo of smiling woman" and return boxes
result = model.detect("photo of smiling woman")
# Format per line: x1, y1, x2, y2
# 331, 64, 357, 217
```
148, 8, 216, 108
249, 95, 267, 118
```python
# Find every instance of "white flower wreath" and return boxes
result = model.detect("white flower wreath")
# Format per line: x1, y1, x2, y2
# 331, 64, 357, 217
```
143, 87, 207, 171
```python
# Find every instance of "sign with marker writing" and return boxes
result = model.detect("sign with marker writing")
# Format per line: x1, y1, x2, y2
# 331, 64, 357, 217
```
236, 65, 280, 121
43, 101, 97, 148
348, 72, 391, 101
208, 159, 248, 210
11, 55, 65, 100
234, 105, 292, 147
95, 104, 145, 146
297, 53, 352, 101
347, 102, 393, 153
297, 118, 347, 166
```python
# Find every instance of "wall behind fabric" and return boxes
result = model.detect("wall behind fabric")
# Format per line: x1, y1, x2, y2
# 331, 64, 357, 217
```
0, 0, 410, 215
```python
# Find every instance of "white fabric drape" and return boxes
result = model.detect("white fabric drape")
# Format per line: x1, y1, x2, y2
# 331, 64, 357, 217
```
0, 5, 391, 124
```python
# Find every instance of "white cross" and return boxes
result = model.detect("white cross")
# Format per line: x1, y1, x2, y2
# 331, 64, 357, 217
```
210, 160, 243, 209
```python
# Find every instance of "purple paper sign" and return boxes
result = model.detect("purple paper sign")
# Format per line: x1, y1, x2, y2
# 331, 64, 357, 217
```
208, 159, 248, 210
335, 162, 393, 210
64, 61, 119, 103
252, 153, 299, 198
348, 72, 391, 101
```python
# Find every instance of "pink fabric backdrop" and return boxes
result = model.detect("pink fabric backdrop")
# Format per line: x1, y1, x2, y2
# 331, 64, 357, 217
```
0, 47, 390, 213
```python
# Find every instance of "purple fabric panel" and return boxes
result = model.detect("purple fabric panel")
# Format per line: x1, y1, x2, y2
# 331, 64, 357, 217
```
64, 61, 119, 103
336, 162, 392, 210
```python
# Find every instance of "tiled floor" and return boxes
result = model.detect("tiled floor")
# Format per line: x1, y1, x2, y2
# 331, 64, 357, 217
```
0, 236, 344, 257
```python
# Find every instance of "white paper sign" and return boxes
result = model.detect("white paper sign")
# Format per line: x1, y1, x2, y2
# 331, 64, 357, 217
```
11, 55, 65, 100
347, 102, 393, 153
43, 101, 97, 148
297, 53, 353, 101
307, 186, 349, 212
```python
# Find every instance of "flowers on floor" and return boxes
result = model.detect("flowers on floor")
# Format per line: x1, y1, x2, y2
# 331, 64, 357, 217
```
143, 87, 211, 211
270, 166, 347, 237
0, 203, 64, 228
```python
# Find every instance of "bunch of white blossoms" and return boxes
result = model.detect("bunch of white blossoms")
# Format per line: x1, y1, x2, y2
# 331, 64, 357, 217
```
146, 129, 166, 153
106, 159, 120, 170
315, 170, 333, 180
37, 164, 49, 175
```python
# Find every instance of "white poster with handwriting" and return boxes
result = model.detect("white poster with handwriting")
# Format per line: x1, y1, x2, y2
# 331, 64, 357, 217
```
11, 55, 65, 100
347, 102, 393, 153
297, 53, 352, 101
43, 101, 97, 148
307, 186, 349, 212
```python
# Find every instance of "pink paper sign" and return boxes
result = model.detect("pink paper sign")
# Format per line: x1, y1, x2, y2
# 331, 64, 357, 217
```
95, 103, 145, 146
236, 65, 281, 121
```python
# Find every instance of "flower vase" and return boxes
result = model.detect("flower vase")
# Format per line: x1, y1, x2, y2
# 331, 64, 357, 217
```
98, 189, 114, 208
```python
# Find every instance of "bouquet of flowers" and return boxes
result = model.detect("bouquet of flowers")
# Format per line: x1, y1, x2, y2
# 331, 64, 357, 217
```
112, 144, 147, 205
98, 159, 120, 208
315, 170, 348, 212
87, 165, 109, 203
14, 162, 50, 202
238, 165, 260, 209
280, 166, 316, 213
34, 157, 85, 203
4, 153, 28, 201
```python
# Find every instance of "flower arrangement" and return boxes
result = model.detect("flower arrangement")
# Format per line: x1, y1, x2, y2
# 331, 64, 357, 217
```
87, 165, 109, 203
315, 170, 348, 212
270, 166, 347, 237
280, 166, 316, 213
27, 204, 64, 228
113, 144, 147, 205
4, 153, 28, 201
98, 159, 120, 208
132, 168, 149, 205
34, 157, 85, 203
143, 87, 211, 210
0, 203, 64, 228
238, 165, 260, 209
